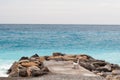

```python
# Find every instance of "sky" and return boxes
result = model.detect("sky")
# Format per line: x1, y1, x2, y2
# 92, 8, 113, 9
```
0, 0, 120, 24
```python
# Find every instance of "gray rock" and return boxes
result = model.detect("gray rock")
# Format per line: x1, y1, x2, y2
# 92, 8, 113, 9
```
19, 68, 28, 77
106, 75, 113, 80
96, 67, 111, 72
27, 66, 42, 77
113, 75, 120, 80
112, 70, 120, 75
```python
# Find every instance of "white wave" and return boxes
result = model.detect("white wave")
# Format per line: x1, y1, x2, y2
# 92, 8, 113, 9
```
0, 59, 13, 77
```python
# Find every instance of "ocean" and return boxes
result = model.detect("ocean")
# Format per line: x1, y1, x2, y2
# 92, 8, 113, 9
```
0, 24, 120, 77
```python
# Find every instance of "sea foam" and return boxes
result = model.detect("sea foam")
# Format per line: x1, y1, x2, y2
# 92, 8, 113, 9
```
0, 60, 13, 77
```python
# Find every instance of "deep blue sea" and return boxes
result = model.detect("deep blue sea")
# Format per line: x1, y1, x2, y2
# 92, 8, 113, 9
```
0, 24, 120, 76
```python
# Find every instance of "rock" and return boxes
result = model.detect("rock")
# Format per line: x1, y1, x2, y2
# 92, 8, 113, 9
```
97, 72, 112, 77
27, 66, 41, 77
92, 62, 107, 67
111, 64, 120, 70
63, 55, 76, 61
113, 75, 120, 80
8, 53, 120, 78
39, 57, 46, 62
41, 67, 49, 72
31, 54, 39, 58
9, 71, 19, 77
53, 52, 65, 56
106, 75, 113, 80
79, 61, 95, 71
30, 57, 37, 61
19, 67, 28, 77
19, 57, 29, 61
92, 71, 99, 74
44, 56, 49, 60
96, 67, 111, 72
19, 60, 29, 64
21, 62, 38, 67
106, 75, 120, 80
7, 62, 19, 77
112, 70, 120, 75
76, 55, 88, 61
48, 56, 64, 61
31, 70, 42, 77
104, 64, 112, 71
7, 63, 19, 74
77, 54, 95, 61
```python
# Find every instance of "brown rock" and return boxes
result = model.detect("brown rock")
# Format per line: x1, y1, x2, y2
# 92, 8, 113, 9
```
62, 55, 76, 61
77, 54, 95, 60
39, 57, 46, 62
19, 60, 29, 64
48, 56, 64, 61
53, 52, 65, 56
21, 62, 38, 67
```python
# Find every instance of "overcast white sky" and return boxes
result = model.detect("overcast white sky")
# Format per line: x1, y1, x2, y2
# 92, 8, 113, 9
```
0, 0, 120, 24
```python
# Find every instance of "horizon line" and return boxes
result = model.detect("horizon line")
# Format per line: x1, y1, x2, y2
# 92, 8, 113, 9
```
0, 23, 120, 26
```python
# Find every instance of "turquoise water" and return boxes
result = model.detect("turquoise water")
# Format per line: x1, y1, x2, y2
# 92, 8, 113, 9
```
0, 24, 120, 76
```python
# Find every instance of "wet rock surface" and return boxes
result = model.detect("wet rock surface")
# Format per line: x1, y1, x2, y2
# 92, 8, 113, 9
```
7, 52, 120, 80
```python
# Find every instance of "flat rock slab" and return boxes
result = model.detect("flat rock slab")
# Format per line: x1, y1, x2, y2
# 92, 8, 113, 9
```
43, 61, 97, 77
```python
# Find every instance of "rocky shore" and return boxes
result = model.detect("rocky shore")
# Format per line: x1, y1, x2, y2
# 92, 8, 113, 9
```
7, 52, 120, 80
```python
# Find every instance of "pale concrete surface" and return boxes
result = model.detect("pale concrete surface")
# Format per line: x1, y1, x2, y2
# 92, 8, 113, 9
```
43, 60, 97, 77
